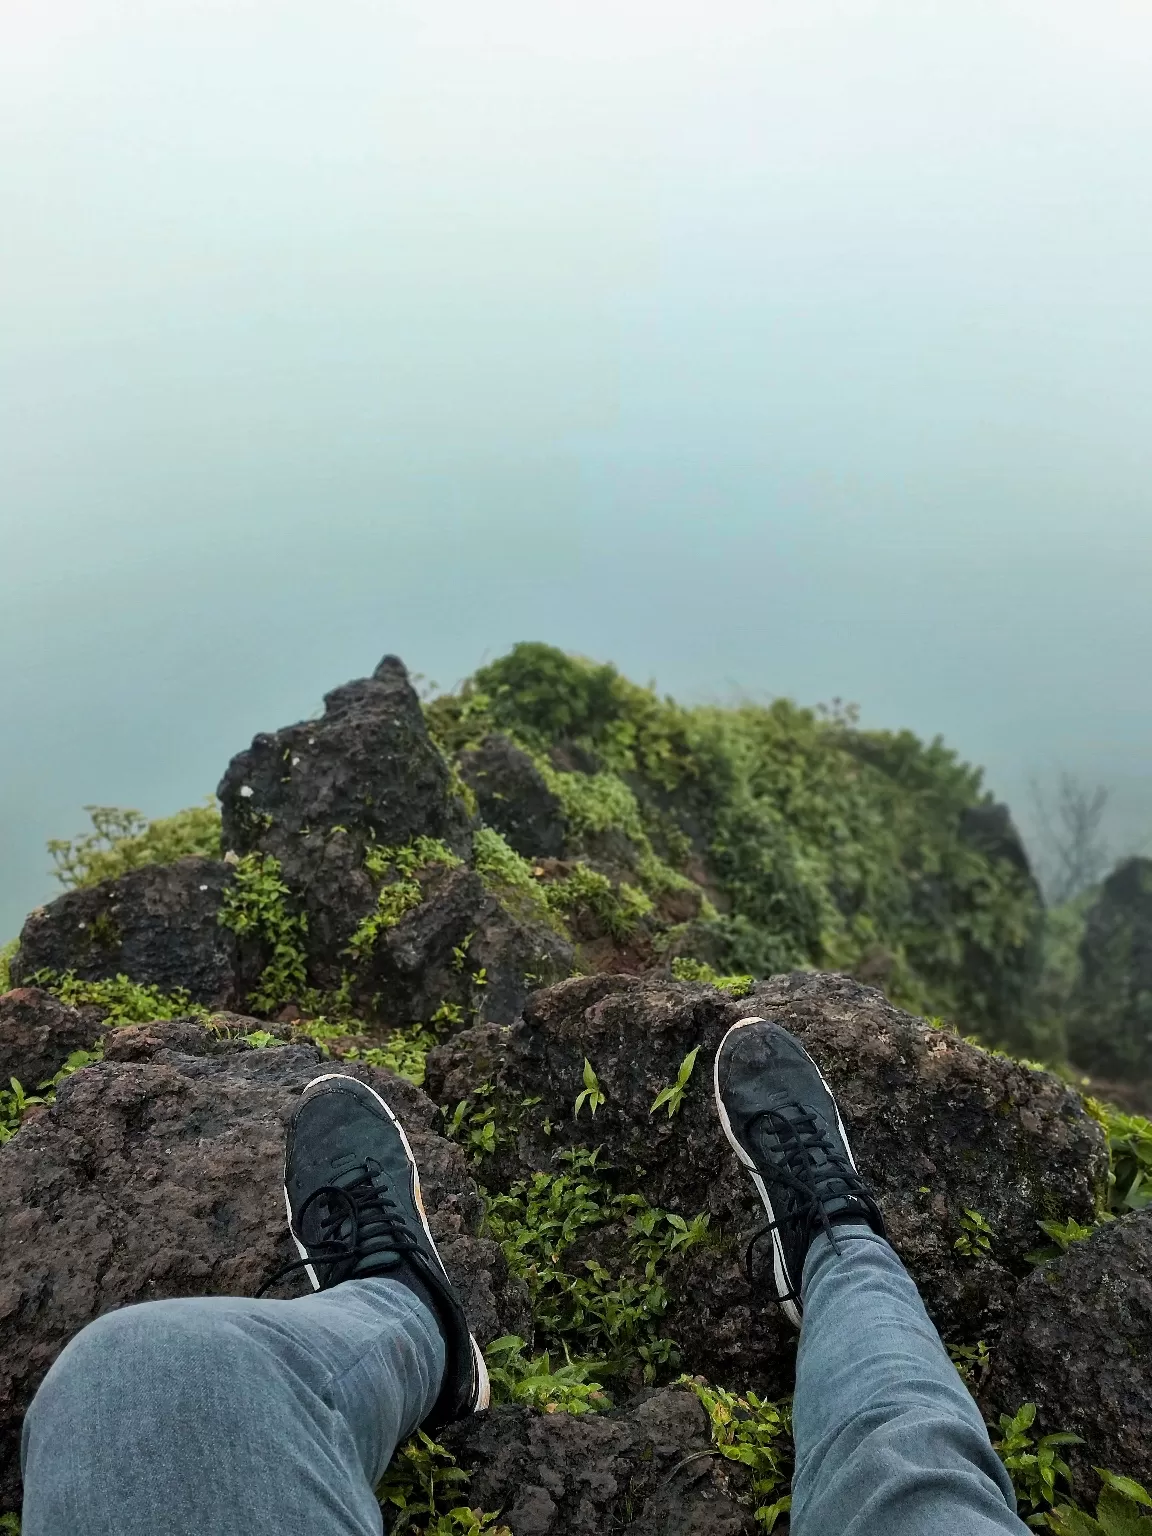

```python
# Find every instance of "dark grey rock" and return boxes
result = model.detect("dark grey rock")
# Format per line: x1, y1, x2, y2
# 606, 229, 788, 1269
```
0, 988, 107, 1094
217, 655, 474, 979
9, 859, 245, 1007
458, 735, 567, 859
353, 866, 573, 1032
983, 1206, 1152, 1492
442, 1386, 759, 1535
427, 970, 1107, 1392
0, 1022, 528, 1515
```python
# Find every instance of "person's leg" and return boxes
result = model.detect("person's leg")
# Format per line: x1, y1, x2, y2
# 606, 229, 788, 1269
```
21, 1277, 445, 1536
23, 1271, 445, 1536
791, 1224, 1024, 1536
713, 1017, 1028, 1536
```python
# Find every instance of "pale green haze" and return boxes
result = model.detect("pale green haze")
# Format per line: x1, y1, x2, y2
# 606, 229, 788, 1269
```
2, 0, 1151, 939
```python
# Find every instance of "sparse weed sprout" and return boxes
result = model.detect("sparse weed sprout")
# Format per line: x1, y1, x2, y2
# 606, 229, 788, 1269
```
993, 1403, 1082, 1515
483, 1335, 611, 1414
954, 1208, 995, 1258
1026, 1217, 1101, 1267
375, 1429, 510, 1536
574, 1058, 605, 1118
650, 1046, 701, 1118
679, 1377, 794, 1533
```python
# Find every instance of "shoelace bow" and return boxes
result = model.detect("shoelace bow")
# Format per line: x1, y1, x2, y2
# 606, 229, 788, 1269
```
257, 1162, 418, 1297
743, 1104, 866, 1280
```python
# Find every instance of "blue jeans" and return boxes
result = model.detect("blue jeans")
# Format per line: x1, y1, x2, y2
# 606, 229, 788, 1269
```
21, 1229, 1025, 1535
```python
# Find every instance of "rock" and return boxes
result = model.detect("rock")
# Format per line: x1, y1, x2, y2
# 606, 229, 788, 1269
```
0, 988, 107, 1094
0, 1021, 528, 1515
983, 1207, 1152, 1492
1069, 857, 1152, 1077
427, 970, 1107, 1390
9, 859, 245, 1006
354, 866, 574, 1032
217, 655, 474, 979
458, 735, 567, 859
442, 1386, 758, 1535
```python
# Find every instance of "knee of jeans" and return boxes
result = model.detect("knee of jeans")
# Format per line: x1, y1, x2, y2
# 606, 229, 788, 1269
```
47, 1300, 238, 1388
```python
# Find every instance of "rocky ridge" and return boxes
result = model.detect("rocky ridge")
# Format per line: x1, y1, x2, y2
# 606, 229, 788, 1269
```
2, 650, 1149, 1534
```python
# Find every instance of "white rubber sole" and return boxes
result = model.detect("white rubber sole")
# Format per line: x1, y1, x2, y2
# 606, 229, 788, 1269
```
285, 1071, 491, 1413
712, 1016, 859, 1329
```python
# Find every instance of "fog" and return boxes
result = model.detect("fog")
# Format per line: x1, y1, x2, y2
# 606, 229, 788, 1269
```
2, 0, 1150, 937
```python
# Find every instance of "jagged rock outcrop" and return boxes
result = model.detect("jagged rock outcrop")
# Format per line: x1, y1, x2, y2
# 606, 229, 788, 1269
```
458, 735, 567, 860
427, 970, 1107, 1390
353, 865, 573, 1036
218, 655, 475, 974
984, 1207, 1152, 1489
9, 858, 244, 1006
0, 1021, 528, 1513
442, 1387, 759, 1535
0, 988, 106, 1094
1069, 857, 1152, 1078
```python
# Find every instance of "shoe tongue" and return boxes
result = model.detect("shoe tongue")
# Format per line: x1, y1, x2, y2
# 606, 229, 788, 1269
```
756, 1105, 861, 1214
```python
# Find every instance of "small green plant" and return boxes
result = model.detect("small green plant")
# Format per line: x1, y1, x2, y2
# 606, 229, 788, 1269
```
484, 1335, 612, 1414
217, 852, 309, 1013
992, 1403, 1082, 1515
442, 1086, 503, 1160
342, 1023, 438, 1087
954, 1207, 995, 1258
38, 1045, 105, 1091
1026, 1216, 1101, 1267
47, 802, 221, 890
670, 957, 756, 997
650, 1046, 701, 1118
0, 1077, 47, 1143
471, 827, 565, 933
1048, 1471, 1152, 1536
946, 1339, 990, 1390
0, 1512, 21, 1534
574, 1058, 605, 1118
484, 1148, 710, 1384
376, 1429, 511, 1536
679, 1377, 793, 1532
1088, 1101, 1152, 1214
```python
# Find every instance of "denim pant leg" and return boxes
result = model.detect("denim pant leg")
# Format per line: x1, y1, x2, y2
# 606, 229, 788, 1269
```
791, 1225, 1027, 1536
20, 1278, 445, 1536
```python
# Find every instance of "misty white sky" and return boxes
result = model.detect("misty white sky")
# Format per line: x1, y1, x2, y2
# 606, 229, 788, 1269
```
2, 0, 1150, 937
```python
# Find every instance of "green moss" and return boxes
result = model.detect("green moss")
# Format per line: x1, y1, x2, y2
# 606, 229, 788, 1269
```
542, 864, 653, 940
47, 802, 221, 889
341, 1022, 438, 1087
430, 644, 1044, 1050
670, 956, 755, 997
218, 853, 309, 1014
346, 839, 463, 959
470, 827, 565, 934
30, 969, 206, 1026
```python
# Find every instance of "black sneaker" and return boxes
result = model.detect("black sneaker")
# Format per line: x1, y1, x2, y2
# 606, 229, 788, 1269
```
713, 1017, 886, 1327
258, 1073, 490, 1428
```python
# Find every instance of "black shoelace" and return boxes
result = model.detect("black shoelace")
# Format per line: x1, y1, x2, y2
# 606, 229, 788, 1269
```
257, 1161, 418, 1297
743, 1104, 871, 1281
